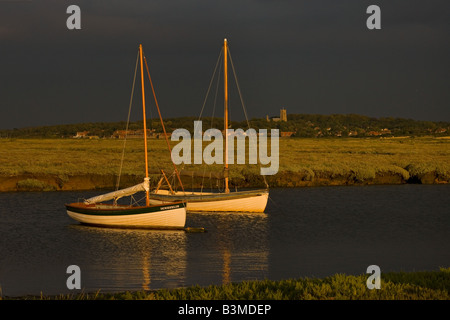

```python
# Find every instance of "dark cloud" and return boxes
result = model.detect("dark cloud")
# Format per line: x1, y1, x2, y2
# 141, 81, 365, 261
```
0, 0, 449, 129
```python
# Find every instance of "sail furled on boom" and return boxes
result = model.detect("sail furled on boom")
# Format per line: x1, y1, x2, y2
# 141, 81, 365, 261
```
84, 178, 150, 205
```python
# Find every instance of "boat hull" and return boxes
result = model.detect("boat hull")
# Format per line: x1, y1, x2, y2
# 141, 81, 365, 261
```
65, 202, 186, 229
149, 189, 268, 213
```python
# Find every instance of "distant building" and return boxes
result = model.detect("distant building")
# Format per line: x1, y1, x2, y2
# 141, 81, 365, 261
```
367, 128, 391, 136
73, 131, 89, 138
270, 116, 281, 122
280, 131, 295, 137
280, 108, 287, 122
266, 108, 287, 122
112, 129, 154, 139
111, 129, 170, 139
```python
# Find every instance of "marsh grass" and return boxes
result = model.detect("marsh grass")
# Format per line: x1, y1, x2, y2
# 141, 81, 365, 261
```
10, 268, 449, 300
16, 179, 57, 191
0, 137, 449, 187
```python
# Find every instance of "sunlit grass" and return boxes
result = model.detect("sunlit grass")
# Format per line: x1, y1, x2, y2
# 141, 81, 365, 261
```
0, 137, 449, 187
6, 268, 449, 300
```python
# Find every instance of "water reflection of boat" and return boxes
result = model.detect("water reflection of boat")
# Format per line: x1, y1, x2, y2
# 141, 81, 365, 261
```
68, 224, 187, 291
67, 211, 269, 290
187, 211, 269, 285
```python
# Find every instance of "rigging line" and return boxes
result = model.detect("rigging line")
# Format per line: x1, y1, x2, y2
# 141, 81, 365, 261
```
196, 48, 223, 134
267, 194, 286, 216
228, 47, 266, 175
211, 59, 222, 129
116, 50, 139, 191
228, 48, 251, 130
143, 54, 185, 192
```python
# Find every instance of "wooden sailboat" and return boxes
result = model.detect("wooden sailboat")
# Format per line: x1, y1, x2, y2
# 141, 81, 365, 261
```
149, 39, 269, 213
65, 44, 187, 229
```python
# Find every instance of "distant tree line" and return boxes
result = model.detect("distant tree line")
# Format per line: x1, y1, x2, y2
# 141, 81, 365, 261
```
1, 114, 449, 138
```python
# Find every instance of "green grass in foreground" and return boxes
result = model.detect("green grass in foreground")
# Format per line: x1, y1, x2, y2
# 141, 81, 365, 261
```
7, 268, 450, 300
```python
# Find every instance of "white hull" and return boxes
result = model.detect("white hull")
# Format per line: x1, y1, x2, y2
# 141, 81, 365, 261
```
149, 190, 268, 213
65, 203, 186, 229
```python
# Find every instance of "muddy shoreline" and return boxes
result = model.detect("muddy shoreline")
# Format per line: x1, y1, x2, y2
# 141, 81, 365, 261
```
1, 170, 447, 192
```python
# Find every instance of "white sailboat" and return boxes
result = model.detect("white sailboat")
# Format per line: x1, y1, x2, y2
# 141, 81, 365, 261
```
65, 44, 187, 229
149, 39, 269, 213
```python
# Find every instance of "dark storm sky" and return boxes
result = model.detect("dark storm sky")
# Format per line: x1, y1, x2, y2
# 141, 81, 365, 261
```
0, 0, 449, 129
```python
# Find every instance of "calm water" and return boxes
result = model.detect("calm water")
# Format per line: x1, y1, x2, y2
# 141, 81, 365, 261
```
0, 185, 449, 297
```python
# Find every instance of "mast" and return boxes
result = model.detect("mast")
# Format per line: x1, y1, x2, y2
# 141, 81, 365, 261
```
139, 44, 150, 206
223, 38, 230, 193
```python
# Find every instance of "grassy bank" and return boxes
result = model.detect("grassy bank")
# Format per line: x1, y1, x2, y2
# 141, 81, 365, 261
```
4, 268, 450, 300
0, 137, 449, 191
